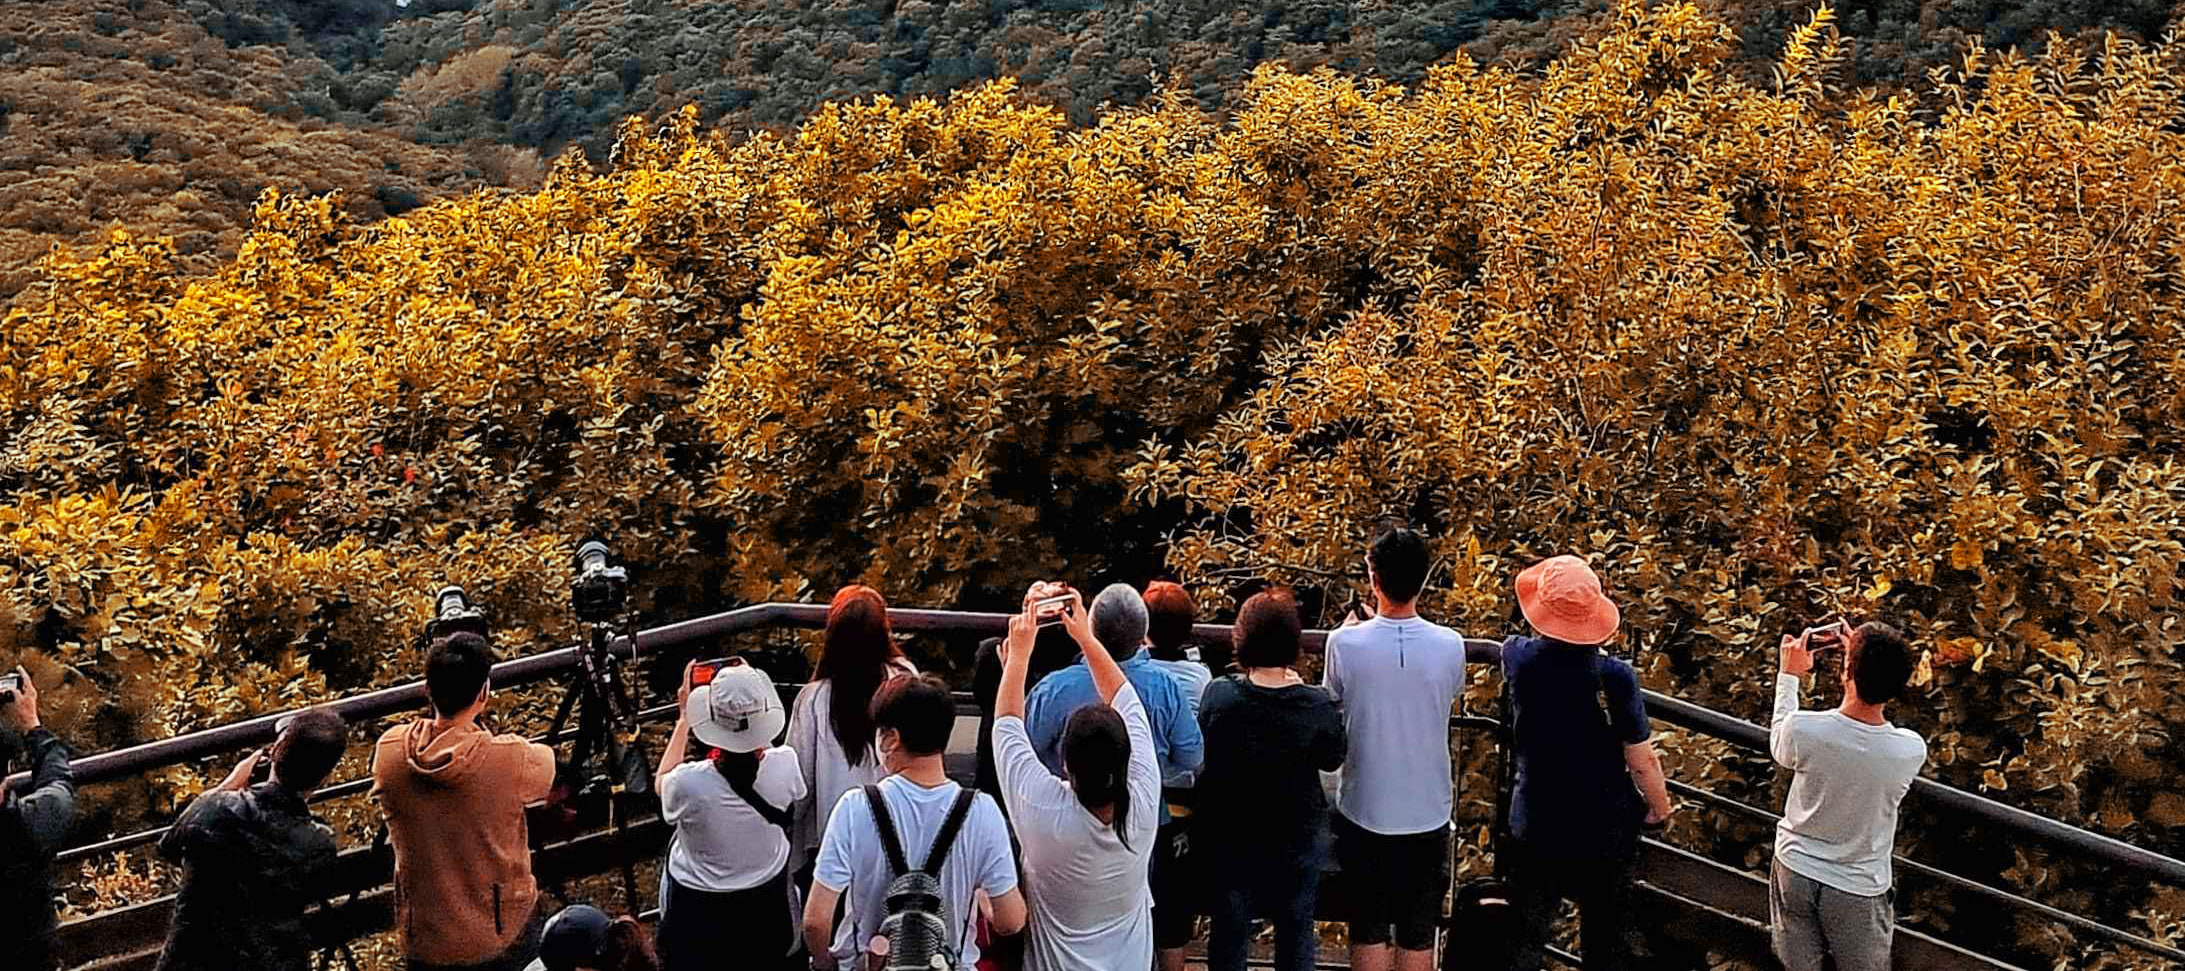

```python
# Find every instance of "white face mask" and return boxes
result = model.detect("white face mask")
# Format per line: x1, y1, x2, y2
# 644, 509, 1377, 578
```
875, 729, 897, 771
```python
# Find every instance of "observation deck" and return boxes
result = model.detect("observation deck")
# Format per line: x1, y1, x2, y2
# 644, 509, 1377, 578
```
28, 604, 2185, 970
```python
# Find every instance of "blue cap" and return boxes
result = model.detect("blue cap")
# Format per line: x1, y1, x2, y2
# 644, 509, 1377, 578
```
538, 905, 614, 971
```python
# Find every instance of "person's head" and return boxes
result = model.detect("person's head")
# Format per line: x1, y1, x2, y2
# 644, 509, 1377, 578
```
538, 906, 659, 971
1060, 704, 1134, 849
1232, 590, 1303, 669
1368, 528, 1431, 605
1143, 581, 1197, 662
1089, 582, 1150, 658
815, 585, 901, 767
869, 673, 954, 770
271, 708, 348, 792
1514, 555, 1621, 647
1844, 622, 1915, 707
426, 632, 496, 719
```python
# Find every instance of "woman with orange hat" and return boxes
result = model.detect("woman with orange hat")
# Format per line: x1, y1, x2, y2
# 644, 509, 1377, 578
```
1500, 555, 1675, 971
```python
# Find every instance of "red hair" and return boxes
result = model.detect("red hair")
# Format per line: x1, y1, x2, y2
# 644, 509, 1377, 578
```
1143, 581, 1197, 660
816, 585, 901, 767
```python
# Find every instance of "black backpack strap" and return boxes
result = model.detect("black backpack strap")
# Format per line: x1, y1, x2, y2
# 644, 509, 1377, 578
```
864, 784, 914, 878
724, 766, 795, 831
921, 787, 980, 877
1493, 638, 1519, 881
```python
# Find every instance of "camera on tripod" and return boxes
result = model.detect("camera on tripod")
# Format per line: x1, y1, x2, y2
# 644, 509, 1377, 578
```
571, 541, 629, 624
426, 584, 490, 642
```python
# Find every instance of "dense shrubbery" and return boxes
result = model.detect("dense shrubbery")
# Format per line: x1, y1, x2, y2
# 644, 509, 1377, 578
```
5, 3, 2184, 965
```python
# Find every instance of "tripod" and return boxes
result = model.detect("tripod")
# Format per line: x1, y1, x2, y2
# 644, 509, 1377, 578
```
542, 621, 652, 913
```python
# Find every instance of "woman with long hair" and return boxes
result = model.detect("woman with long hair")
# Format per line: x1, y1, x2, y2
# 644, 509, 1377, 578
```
785, 585, 916, 880
652, 658, 806, 971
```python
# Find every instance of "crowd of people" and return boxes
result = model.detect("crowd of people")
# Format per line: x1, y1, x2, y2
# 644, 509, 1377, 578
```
0, 527, 1932, 971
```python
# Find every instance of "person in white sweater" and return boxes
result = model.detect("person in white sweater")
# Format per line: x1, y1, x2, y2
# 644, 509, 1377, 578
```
993, 582, 1161, 971
1770, 620, 1928, 971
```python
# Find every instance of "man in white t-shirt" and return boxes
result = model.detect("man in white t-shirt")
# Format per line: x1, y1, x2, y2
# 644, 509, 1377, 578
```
1322, 528, 1469, 971
1770, 620, 1928, 971
804, 674, 1026, 970
994, 583, 1162, 971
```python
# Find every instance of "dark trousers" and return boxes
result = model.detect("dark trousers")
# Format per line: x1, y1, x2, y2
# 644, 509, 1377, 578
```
1207, 841, 1325, 971
1508, 838, 1638, 971
661, 870, 797, 971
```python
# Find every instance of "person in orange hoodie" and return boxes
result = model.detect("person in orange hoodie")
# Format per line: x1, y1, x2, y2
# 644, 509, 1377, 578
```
373, 632, 557, 971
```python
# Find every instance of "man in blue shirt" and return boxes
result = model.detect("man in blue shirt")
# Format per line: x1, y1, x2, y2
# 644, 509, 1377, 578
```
1025, 583, 1203, 800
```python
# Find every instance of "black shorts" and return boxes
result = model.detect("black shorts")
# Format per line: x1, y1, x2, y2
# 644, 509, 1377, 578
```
1332, 812, 1451, 951
1150, 814, 1202, 950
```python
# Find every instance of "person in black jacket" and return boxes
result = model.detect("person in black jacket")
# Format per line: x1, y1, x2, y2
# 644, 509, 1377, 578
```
1, 666, 75, 971
1195, 592, 1347, 971
155, 707, 348, 971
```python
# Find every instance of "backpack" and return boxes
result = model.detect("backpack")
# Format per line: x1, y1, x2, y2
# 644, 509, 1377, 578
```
863, 784, 980, 971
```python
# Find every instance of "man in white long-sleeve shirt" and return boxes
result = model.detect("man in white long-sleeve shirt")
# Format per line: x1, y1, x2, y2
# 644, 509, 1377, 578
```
1769, 621, 1927, 971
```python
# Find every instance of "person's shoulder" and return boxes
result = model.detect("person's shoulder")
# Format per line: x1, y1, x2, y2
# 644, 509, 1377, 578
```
1597, 653, 1641, 686
765, 745, 805, 775
1889, 726, 1929, 758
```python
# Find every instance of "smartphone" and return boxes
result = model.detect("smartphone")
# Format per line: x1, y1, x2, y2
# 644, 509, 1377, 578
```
0, 672, 19, 705
1032, 594, 1074, 627
690, 658, 733, 686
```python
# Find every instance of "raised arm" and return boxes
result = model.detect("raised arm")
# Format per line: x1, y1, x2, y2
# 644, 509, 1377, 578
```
1772, 633, 1814, 769
1059, 589, 1127, 705
654, 661, 696, 794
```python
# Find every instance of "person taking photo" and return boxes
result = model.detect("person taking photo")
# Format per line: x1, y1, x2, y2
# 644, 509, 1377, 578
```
1770, 620, 1927, 971
0, 666, 75, 971
373, 632, 558, 971
655, 657, 807, 971
155, 708, 348, 971
993, 582, 1162, 970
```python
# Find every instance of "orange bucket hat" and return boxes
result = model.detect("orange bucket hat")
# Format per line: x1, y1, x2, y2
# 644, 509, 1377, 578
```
1516, 555, 1622, 645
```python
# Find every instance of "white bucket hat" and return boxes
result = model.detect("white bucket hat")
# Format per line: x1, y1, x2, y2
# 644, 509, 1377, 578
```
687, 658, 784, 753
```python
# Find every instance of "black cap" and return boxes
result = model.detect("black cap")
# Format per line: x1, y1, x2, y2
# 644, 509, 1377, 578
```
538, 905, 613, 971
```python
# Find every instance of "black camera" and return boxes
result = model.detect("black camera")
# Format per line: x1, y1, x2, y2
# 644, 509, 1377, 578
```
427, 585, 491, 642
570, 541, 629, 624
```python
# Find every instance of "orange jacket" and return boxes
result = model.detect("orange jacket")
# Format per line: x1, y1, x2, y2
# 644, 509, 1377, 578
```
371, 719, 555, 966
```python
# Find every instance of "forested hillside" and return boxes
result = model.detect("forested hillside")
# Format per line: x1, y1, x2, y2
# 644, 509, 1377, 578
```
0, 1, 536, 299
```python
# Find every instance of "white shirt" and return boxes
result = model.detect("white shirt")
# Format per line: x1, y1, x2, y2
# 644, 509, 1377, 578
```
995, 683, 1161, 971
812, 775, 1018, 966
659, 748, 808, 891
1770, 674, 1927, 897
787, 663, 916, 866
1146, 658, 1213, 787
1322, 614, 1469, 835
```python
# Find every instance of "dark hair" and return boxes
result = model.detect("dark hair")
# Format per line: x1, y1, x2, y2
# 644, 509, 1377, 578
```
870, 674, 954, 757
426, 632, 496, 717
1369, 528, 1431, 604
603, 915, 660, 971
1233, 590, 1303, 669
272, 708, 348, 792
1061, 705, 1133, 851
709, 746, 762, 790
1849, 622, 1915, 705
1143, 581, 1197, 661
816, 585, 902, 767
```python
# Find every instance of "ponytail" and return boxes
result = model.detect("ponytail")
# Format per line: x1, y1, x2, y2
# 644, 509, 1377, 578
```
1060, 705, 1134, 852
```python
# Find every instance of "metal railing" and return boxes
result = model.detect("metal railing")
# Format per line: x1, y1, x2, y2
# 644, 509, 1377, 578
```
38, 602, 2185, 970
